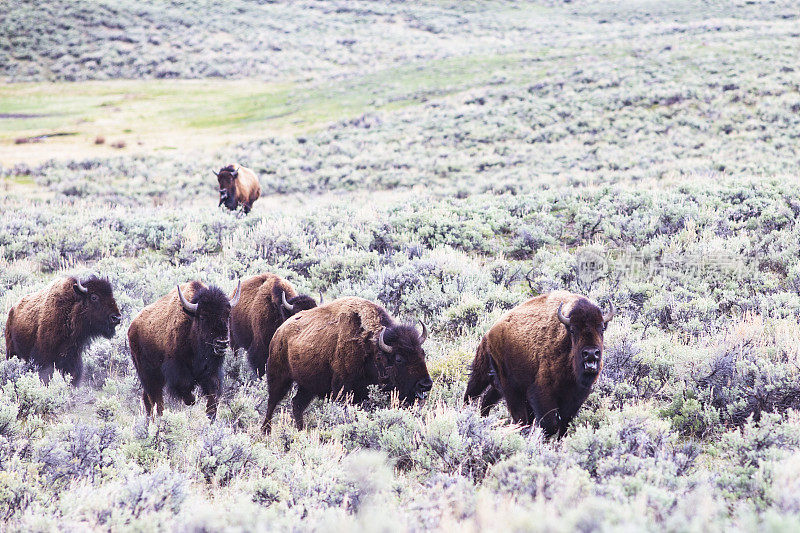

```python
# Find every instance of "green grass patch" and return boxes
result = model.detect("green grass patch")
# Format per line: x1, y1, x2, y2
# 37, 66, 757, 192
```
0, 53, 529, 162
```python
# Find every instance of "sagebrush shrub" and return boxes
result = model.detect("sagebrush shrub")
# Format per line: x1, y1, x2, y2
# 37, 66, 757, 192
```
116, 468, 187, 518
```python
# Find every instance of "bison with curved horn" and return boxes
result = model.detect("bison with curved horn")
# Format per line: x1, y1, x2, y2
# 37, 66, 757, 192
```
263, 297, 432, 433
128, 280, 240, 420
5, 274, 122, 384
229, 273, 320, 378
214, 164, 261, 214
464, 291, 614, 438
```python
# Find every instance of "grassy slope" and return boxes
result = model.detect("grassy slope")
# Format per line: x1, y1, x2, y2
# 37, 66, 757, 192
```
0, 54, 525, 164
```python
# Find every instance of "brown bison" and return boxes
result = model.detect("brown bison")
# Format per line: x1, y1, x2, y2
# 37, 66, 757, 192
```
5, 275, 121, 384
214, 164, 261, 214
128, 280, 240, 420
263, 297, 432, 432
464, 291, 614, 437
229, 273, 319, 378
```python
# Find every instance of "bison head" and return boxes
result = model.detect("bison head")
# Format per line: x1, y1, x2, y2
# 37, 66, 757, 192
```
557, 299, 614, 389
377, 321, 432, 404
214, 165, 239, 211
73, 275, 121, 339
279, 290, 319, 321
178, 281, 241, 357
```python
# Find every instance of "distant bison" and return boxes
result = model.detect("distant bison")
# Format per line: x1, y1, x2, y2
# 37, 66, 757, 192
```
128, 280, 240, 420
263, 297, 432, 432
5, 275, 121, 384
230, 273, 319, 378
464, 291, 614, 437
214, 164, 261, 214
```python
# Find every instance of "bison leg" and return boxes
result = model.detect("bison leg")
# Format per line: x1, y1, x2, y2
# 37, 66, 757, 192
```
38, 362, 55, 384
140, 369, 165, 420
480, 386, 503, 417
247, 342, 269, 379
262, 375, 292, 434
55, 352, 82, 386
142, 387, 164, 422
142, 391, 154, 419
142, 389, 164, 421
504, 387, 533, 426
200, 381, 220, 421
242, 204, 251, 215
291, 387, 314, 431
182, 390, 196, 406
351, 384, 370, 404
205, 393, 218, 421
526, 387, 560, 437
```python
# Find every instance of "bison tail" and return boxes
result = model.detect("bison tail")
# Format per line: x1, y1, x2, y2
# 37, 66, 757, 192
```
464, 337, 492, 404
4, 308, 14, 359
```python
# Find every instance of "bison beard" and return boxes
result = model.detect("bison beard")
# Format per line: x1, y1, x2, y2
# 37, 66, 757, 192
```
128, 280, 240, 420
5, 275, 121, 385
464, 291, 613, 438
228, 273, 319, 378
262, 297, 432, 433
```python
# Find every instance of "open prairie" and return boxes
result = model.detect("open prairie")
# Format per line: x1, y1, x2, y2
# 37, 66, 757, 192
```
1, 1, 800, 531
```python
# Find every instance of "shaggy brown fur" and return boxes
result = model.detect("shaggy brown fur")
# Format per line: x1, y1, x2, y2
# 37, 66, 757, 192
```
128, 281, 238, 420
215, 164, 261, 214
229, 273, 318, 378
464, 291, 613, 437
263, 297, 432, 433
5, 275, 121, 384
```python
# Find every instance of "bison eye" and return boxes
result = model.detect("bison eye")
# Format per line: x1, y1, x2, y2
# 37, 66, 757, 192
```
90, 294, 98, 302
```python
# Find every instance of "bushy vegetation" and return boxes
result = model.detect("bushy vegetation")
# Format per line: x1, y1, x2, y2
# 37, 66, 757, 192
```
2, 1, 800, 531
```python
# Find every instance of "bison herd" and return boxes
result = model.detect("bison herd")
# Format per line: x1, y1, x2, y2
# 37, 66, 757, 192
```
4, 164, 615, 436
4, 270, 613, 437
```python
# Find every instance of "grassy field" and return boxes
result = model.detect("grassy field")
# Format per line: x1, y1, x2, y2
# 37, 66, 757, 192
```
2, 1, 800, 531
0, 53, 522, 164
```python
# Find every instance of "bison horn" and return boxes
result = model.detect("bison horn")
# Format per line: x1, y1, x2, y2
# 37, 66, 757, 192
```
281, 291, 294, 312
212, 169, 219, 177
418, 320, 428, 344
378, 327, 393, 353
177, 284, 198, 314
232, 167, 239, 178
603, 301, 615, 324
230, 280, 241, 307
557, 303, 571, 327
74, 278, 89, 294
